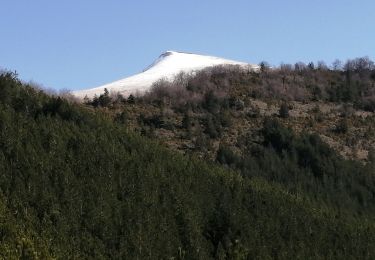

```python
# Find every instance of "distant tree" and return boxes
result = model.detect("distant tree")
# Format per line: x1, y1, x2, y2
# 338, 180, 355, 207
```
371, 71, 375, 82
83, 95, 91, 105
262, 118, 294, 152
114, 93, 126, 104
219, 111, 233, 127
280, 63, 293, 72
127, 94, 136, 104
317, 61, 328, 70
182, 111, 192, 130
204, 114, 220, 138
353, 56, 374, 72
344, 59, 356, 72
0, 71, 18, 104
216, 145, 239, 167
194, 131, 209, 152
202, 91, 220, 114
114, 111, 128, 124
259, 61, 270, 73
98, 88, 111, 107
332, 59, 343, 70
334, 118, 349, 134
311, 85, 323, 101
294, 62, 307, 72
279, 102, 289, 118
368, 148, 375, 164
92, 95, 99, 108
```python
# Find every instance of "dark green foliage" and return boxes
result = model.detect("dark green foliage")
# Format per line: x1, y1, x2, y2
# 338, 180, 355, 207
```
127, 94, 135, 104
363, 98, 375, 112
312, 105, 324, 122
42, 96, 82, 122
89, 89, 112, 108
98, 88, 112, 107
334, 118, 349, 134
114, 111, 128, 124
262, 118, 294, 151
219, 118, 375, 215
369, 148, 375, 162
181, 111, 192, 130
139, 113, 173, 130
311, 85, 323, 100
91, 94, 100, 107
0, 72, 374, 259
181, 111, 194, 139
204, 114, 221, 138
259, 61, 269, 73
219, 111, 233, 127
216, 145, 239, 167
279, 102, 289, 118
202, 90, 221, 114
0, 72, 16, 104
328, 82, 360, 103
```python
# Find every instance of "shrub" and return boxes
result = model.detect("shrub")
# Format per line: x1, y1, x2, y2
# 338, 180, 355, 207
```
334, 118, 349, 134
98, 88, 112, 107
204, 114, 221, 138
114, 111, 128, 124
216, 145, 239, 166
279, 102, 289, 118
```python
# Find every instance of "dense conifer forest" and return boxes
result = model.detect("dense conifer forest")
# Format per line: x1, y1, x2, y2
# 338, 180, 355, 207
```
0, 70, 374, 259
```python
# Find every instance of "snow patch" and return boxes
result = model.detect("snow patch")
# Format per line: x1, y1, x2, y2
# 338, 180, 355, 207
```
73, 51, 259, 99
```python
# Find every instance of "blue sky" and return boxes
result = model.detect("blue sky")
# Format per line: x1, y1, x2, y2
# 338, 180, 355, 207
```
1, 0, 374, 91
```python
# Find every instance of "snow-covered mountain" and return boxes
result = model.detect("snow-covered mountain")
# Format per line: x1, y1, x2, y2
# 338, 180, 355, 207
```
73, 51, 259, 99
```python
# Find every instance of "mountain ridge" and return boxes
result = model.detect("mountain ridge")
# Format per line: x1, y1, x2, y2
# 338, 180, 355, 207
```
73, 51, 259, 98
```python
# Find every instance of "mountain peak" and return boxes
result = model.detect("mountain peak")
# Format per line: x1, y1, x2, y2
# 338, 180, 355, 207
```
161, 50, 192, 55
73, 51, 259, 99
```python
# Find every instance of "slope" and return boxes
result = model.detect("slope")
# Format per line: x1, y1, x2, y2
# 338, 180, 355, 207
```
73, 51, 259, 98
0, 72, 374, 259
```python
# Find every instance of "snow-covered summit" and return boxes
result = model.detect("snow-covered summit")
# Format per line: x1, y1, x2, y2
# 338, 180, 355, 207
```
73, 51, 259, 99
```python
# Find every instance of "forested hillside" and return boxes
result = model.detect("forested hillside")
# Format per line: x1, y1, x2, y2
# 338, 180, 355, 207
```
86, 57, 375, 163
0, 71, 374, 259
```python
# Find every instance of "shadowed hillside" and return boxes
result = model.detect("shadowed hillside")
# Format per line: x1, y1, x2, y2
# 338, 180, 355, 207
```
0, 71, 374, 259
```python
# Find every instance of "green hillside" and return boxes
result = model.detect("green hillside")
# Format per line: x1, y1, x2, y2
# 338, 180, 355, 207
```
0, 71, 374, 259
